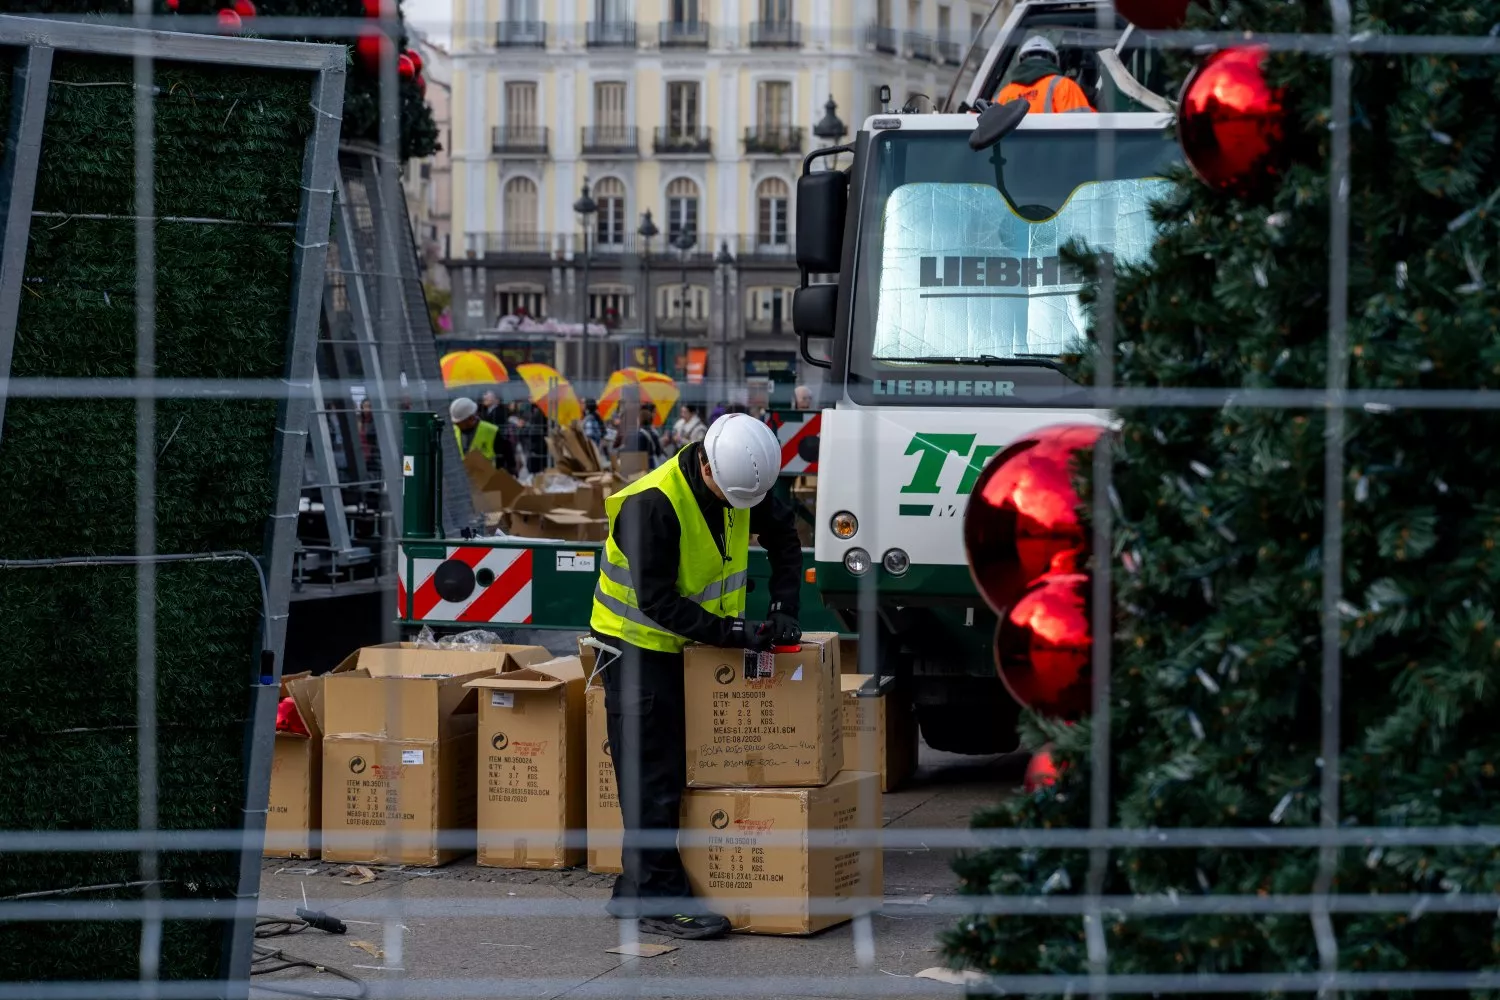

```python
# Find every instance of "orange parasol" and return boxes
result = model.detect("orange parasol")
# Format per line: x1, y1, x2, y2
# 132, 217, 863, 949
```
514, 363, 582, 426
440, 350, 509, 389
598, 368, 680, 426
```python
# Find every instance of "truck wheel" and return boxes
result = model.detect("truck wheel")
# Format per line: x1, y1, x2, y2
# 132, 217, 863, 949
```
916, 685, 1021, 755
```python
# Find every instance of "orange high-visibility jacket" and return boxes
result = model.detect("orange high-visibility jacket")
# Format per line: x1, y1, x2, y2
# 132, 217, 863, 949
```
995, 73, 1095, 113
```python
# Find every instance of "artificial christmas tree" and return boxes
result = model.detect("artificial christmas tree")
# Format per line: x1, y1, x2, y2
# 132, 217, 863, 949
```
947, 0, 1500, 988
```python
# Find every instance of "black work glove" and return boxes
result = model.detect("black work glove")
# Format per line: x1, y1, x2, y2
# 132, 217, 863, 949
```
729, 618, 776, 652
768, 606, 801, 647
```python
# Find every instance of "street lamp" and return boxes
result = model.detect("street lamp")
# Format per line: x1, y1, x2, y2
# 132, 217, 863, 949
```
637, 209, 659, 346
813, 95, 847, 170
715, 241, 735, 394
573, 178, 598, 387
672, 231, 696, 343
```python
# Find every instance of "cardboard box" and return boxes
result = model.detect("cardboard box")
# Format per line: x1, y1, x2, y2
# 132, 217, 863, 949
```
464, 451, 525, 514
585, 683, 624, 873
466, 656, 587, 869
840, 675, 919, 793
265, 672, 322, 858
683, 634, 843, 788
320, 644, 539, 866
680, 770, 883, 935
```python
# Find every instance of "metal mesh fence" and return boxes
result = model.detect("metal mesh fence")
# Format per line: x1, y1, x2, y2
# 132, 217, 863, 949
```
4, 3, 1500, 999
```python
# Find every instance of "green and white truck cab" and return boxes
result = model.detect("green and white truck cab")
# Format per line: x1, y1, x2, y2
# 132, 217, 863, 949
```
794, 0, 1178, 752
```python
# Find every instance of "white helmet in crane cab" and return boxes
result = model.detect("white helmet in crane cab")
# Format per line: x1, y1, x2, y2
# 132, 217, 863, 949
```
703, 413, 781, 509
1018, 35, 1059, 64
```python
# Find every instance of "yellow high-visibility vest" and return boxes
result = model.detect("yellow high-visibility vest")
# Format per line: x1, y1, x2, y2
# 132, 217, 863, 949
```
454, 420, 499, 461
589, 452, 750, 652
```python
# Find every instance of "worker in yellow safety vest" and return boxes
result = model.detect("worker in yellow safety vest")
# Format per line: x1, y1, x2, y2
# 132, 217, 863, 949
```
588, 413, 804, 940
994, 35, 1095, 114
449, 397, 500, 462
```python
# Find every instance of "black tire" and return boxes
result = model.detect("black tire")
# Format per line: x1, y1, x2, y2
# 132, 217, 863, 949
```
916, 683, 1022, 755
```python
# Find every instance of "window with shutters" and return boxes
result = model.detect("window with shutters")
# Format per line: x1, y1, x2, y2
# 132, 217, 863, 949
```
657, 284, 710, 321
594, 177, 626, 247
760, 0, 790, 23
588, 286, 635, 324
757, 81, 791, 128
594, 82, 628, 130
756, 177, 789, 246
667, 82, 700, 137
671, 0, 700, 23
745, 286, 795, 333
666, 177, 699, 245
495, 286, 546, 318
505, 82, 537, 127
502, 177, 539, 251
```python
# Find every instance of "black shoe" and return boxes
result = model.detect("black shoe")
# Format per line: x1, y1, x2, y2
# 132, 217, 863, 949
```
604, 896, 640, 919
638, 912, 732, 940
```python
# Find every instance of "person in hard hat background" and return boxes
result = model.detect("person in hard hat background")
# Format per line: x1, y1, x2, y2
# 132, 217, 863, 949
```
589, 412, 803, 941
994, 35, 1094, 114
449, 397, 501, 464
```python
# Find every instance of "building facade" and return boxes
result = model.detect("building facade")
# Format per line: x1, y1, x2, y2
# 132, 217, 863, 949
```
445, 0, 998, 390
406, 34, 454, 298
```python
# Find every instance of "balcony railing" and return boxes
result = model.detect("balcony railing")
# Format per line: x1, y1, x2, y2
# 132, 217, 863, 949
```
653, 126, 712, 155
475, 232, 559, 257
587, 21, 637, 47
749, 20, 801, 48
906, 31, 934, 61
743, 126, 803, 156
495, 21, 546, 47
491, 125, 549, 154
581, 126, 639, 155
938, 38, 963, 64
659, 20, 709, 48
866, 23, 898, 53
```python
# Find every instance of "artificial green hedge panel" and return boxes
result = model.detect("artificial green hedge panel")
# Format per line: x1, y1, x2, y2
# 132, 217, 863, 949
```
0, 51, 313, 984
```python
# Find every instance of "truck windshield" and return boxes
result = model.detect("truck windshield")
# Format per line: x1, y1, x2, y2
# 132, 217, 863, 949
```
849, 126, 1178, 373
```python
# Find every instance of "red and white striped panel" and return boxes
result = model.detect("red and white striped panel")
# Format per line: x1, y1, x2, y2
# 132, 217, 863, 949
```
778, 412, 821, 476
398, 546, 534, 624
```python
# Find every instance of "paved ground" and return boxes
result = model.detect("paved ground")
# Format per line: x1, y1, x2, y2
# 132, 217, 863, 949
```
253, 743, 1024, 1000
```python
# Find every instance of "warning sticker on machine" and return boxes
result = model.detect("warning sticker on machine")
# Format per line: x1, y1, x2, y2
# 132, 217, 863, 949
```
557, 551, 596, 573
402, 455, 415, 477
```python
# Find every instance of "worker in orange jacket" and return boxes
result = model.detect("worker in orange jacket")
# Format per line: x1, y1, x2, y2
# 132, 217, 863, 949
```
994, 35, 1095, 114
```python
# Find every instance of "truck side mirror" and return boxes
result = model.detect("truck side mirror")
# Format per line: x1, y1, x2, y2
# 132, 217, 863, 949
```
792, 285, 837, 339
795, 170, 848, 274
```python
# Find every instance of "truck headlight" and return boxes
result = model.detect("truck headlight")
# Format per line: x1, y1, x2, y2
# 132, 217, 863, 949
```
882, 548, 910, 576
831, 511, 858, 539
843, 547, 871, 575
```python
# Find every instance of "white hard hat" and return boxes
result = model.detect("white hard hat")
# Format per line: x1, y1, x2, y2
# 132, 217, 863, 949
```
449, 397, 478, 423
703, 413, 781, 509
1019, 35, 1059, 63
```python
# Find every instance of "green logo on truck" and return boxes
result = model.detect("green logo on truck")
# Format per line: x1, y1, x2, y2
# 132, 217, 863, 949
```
897, 433, 1004, 517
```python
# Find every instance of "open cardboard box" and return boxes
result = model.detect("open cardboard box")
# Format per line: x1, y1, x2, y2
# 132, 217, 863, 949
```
464, 451, 526, 514
320, 643, 547, 866
265, 662, 363, 859
466, 655, 588, 869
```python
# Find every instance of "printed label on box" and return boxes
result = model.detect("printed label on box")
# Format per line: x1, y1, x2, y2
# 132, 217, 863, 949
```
401, 749, 424, 765
490, 691, 515, 708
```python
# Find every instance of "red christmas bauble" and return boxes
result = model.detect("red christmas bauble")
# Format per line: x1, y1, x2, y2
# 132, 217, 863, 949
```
362, 0, 383, 16
995, 571, 1092, 718
963, 423, 1101, 614
232, 0, 256, 15
216, 8, 242, 32
1114, 0, 1191, 30
354, 33, 385, 74
275, 696, 309, 736
407, 48, 423, 73
1179, 46, 1287, 196
166, 0, 179, 10
416, 73, 427, 97
1024, 746, 1060, 792
398, 53, 416, 79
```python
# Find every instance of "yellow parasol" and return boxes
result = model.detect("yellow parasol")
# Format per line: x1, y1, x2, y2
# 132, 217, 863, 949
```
440, 350, 509, 389
515, 363, 582, 426
598, 368, 680, 426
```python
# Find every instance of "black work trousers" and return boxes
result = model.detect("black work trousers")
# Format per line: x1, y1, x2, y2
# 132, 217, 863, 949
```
591, 631, 693, 914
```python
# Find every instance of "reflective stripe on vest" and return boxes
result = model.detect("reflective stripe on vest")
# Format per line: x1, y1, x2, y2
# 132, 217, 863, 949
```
588, 452, 751, 653
1043, 75, 1060, 113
